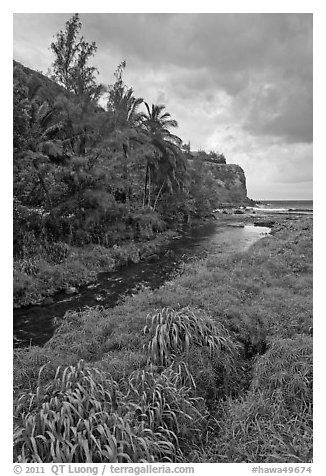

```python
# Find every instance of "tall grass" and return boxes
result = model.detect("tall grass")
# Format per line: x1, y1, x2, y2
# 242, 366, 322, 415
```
14, 360, 207, 462
126, 366, 207, 456
143, 306, 240, 400
144, 306, 237, 366
251, 335, 313, 415
189, 335, 313, 463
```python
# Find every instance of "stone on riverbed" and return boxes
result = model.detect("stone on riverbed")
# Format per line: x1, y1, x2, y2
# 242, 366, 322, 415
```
254, 220, 275, 227
65, 286, 78, 294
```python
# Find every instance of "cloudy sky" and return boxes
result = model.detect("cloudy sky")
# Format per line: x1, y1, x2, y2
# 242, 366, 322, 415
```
13, 13, 313, 200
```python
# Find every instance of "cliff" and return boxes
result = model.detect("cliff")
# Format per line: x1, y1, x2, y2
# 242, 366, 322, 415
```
206, 162, 249, 205
187, 157, 250, 206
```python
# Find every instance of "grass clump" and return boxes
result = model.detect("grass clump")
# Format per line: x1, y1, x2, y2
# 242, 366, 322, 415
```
14, 360, 206, 463
126, 366, 207, 453
144, 306, 237, 366
251, 335, 313, 415
190, 335, 313, 463
143, 306, 240, 401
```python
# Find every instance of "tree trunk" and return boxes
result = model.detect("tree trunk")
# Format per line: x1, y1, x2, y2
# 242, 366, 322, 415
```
148, 167, 151, 208
38, 174, 52, 211
79, 127, 87, 156
153, 180, 165, 211
122, 144, 130, 203
143, 163, 149, 208
33, 161, 52, 211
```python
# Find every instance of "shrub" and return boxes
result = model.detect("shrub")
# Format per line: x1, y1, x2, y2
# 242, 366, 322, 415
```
15, 258, 40, 276
127, 366, 207, 453
131, 210, 166, 239
78, 246, 115, 270
14, 361, 171, 462
14, 360, 206, 463
250, 335, 313, 414
194, 335, 313, 463
44, 241, 70, 264
13, 346, 74, 394
143, 306, 239, 402
189, 390, 312, 463
44, 307, 109, 361
144, 306, 237, 367
97, 350, 148, 383
13, 269, 40, 304
110, 242, 140, 265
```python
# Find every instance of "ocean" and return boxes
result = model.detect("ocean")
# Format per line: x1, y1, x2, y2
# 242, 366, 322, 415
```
252, 200, 313, 214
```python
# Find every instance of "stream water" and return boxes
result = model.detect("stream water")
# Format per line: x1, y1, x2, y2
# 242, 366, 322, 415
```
13, 222, 270, 348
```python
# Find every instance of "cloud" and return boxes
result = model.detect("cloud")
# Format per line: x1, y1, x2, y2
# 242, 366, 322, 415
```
241, 76, 312, 144
89, 13, 313, 145
13, 13, 313, 199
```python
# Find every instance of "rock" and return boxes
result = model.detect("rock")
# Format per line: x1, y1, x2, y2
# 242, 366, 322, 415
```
65, 286, 78, 294
148, 254, 160, 262
254, 221, 275, 227
228, 223, 245, 228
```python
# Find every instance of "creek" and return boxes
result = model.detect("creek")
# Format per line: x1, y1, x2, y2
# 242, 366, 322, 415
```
13, 221, 270, 348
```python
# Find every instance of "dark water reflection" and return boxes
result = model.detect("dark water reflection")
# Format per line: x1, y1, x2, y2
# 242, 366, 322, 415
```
13, 222, 270, 348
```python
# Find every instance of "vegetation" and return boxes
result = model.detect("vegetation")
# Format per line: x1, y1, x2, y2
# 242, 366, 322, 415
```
13, 14, 239, 307
13, 217, 313, 462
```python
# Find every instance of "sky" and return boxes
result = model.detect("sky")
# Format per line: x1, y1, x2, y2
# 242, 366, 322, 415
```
13, 12, 313, 200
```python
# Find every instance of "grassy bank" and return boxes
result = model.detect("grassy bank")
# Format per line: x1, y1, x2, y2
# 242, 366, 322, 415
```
13, 229, 180, 308
13, 216, 312, 463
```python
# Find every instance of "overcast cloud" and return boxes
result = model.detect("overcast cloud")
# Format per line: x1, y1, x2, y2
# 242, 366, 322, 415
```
13, 13, 313, 200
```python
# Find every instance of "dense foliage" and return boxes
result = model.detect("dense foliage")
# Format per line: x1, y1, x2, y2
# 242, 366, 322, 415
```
13, 14, 232, 267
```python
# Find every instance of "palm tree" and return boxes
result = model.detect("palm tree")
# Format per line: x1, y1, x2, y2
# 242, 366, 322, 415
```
13, 72, 67, 210
107, 63, 144, 202
140, 103, 185, 209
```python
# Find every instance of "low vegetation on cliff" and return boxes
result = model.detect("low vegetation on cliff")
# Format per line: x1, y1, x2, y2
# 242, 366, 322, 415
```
13, 217, 313, 463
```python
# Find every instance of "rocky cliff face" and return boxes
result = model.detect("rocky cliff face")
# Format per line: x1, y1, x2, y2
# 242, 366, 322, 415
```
207, 163, 249, 205
188, 158, 250, 206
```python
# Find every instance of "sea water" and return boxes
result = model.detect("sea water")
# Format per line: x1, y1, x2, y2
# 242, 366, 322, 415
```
253, 200, 313, 214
